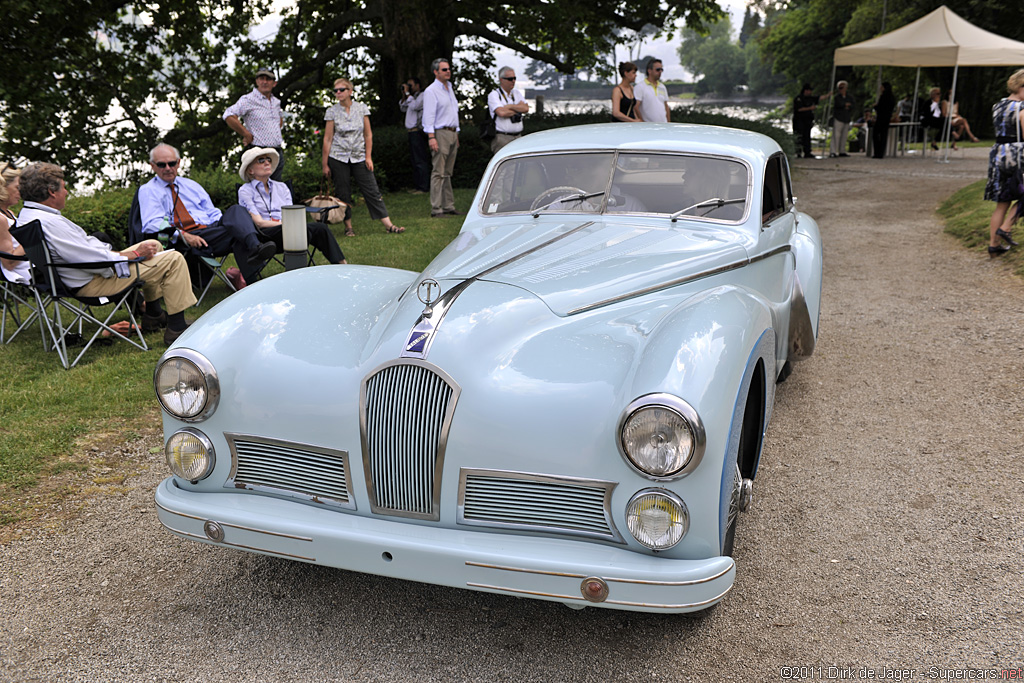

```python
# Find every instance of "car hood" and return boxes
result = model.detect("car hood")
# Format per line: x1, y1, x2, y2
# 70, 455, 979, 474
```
426, 218, 751, 316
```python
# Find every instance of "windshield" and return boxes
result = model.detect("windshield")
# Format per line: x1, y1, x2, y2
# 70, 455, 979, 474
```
480, 151, 748, 221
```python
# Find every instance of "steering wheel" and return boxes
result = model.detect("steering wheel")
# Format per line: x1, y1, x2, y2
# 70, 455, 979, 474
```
530, 186, 600, 212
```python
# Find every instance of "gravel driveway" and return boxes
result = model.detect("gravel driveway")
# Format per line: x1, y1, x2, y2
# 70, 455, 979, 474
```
2, 148, 1022, 682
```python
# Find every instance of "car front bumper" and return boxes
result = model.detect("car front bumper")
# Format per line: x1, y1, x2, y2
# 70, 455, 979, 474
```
155, 477, 735, 613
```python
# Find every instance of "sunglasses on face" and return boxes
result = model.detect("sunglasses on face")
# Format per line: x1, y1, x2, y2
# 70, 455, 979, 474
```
502, 76, 516, 81
255, 156, 273, 164
652, 67, 664, 72
334, 87, 349, 93
155, 160, 179, 169
439, 67, 450, 72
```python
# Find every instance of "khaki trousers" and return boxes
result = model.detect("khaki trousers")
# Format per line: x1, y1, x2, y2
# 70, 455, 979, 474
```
76, 246, 197, 315
430, 128, 458, 213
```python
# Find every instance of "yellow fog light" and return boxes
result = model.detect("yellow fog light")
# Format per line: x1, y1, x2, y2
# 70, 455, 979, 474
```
626, 489, 689, 550
166, 429, 215, 482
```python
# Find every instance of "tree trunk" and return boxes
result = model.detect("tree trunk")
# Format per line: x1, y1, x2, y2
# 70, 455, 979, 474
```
377, 0, 458, 124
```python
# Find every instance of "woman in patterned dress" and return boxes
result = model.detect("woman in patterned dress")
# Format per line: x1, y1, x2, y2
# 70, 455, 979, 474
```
985, 69, 1024, 257
322, 77, 405, 236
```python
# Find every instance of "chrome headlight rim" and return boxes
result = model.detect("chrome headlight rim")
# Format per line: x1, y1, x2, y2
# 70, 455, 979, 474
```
617, 393, 706, 481
153, 348, 220, 423
625, 488, 690, 551
165, 427, 216, 482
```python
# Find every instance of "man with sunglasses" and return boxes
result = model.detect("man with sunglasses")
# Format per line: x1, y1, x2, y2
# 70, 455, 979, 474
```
422, 58, 461, 217
138, 144, 276, 287
223, 68, 285, 181
635, 58, 671, 123
487, 66, 529, 153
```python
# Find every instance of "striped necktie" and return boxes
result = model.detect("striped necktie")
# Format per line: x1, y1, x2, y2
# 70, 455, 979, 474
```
169, 182, 202, 231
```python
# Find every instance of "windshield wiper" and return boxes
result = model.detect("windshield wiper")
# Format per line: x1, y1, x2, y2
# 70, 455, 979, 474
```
670, 197, 746, 222
531, 191, 605, 217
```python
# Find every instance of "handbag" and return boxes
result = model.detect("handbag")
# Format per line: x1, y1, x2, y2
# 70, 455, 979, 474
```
997, 101, 1022, 176
304, 180, 349, 225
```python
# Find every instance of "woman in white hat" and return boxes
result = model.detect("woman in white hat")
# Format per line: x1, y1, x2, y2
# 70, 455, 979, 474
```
237, 147, 347, 264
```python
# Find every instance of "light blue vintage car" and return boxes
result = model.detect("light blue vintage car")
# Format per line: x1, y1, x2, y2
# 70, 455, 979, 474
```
154, 123, 822, 613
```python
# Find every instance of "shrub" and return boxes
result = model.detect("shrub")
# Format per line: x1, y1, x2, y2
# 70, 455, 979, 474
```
62, 188, 135, 251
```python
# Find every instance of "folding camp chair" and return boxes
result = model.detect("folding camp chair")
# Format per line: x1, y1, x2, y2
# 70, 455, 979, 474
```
11, 219, 148, 369
127, 189, 239, 307
0, 250, 42, 344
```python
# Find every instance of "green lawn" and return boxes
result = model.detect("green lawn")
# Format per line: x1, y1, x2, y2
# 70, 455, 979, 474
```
938, 178, 1024, 276
0, 188, 474, 524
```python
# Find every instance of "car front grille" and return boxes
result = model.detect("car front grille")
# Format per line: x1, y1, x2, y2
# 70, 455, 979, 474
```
459, 469, 623, 542
361, 361, 460, 520
225, 434, 354, 509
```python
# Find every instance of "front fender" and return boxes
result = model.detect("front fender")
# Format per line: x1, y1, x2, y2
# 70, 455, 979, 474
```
627, 286, 777, 554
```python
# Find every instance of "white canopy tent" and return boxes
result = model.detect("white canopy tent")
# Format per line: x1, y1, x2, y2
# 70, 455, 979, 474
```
826, 5, 1024, 160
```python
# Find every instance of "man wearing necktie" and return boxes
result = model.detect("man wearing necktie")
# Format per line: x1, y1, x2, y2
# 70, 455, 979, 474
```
138, 144, 276, 284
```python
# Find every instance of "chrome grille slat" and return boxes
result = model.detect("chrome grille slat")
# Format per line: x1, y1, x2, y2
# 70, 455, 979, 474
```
225, 434, 354, 509
459, 470, 623, 542
361, 361, 459, 521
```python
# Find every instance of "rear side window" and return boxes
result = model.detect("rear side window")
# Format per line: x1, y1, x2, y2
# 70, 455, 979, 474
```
761, 155, 787, 223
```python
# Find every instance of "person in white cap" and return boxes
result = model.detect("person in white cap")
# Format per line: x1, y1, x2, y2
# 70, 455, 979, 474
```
237, 147, 347, 266
224, 68, 285, 181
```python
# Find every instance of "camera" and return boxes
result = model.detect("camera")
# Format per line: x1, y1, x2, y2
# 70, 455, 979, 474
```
510, 113, 523, 124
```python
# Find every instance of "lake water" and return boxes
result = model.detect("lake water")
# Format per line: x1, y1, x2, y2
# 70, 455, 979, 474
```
536, 98, 791, 131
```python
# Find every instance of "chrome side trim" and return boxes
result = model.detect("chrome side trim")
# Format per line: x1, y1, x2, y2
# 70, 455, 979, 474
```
463, 582, 733, 610
457, 468, 624, 543
401, 221, 595, 359
566, 244, 792, 316
359, 359, 462, 521
465, 559, 734, 587
156, 499, 314, 541
787, 271, 816, 361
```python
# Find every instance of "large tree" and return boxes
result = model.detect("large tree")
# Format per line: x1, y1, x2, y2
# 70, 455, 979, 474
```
0, 0, 723, 182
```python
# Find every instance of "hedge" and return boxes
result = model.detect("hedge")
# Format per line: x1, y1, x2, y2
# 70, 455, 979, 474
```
63, 109, 792, 250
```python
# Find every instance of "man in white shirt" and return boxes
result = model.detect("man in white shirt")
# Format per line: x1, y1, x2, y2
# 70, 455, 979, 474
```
634, 58, 670, 123
17, 163, 196, 344
399, 76, 430, 193
487, 66, 529, 154
224, 68, 286, 181
422, 58, 461, 217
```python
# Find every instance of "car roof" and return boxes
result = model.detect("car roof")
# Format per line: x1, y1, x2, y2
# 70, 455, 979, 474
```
495, 123, 780, 168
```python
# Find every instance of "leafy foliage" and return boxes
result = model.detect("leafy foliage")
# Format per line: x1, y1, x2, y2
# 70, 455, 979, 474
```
0, 0, 724, 186
754, 0, 1024, 135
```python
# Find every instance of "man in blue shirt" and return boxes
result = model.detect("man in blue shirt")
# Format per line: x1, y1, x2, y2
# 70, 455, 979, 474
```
138, 144, 275, 284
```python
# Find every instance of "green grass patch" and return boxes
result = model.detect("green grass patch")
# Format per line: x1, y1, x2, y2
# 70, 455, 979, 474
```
938, 178, 1024, 276
0, 189, 472, 511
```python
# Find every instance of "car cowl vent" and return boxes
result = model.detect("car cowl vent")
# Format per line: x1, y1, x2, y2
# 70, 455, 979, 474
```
360, 361, 461, 521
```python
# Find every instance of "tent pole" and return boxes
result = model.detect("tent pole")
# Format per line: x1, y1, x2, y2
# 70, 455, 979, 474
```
823, 62, 837, 157
911, 67, 921, 155
942, 65, 960, 163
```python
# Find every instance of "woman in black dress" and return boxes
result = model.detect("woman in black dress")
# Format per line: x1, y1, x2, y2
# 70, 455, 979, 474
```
611, 62, 642, 123
985, 69, 1024, 257
871, 82, 896, 159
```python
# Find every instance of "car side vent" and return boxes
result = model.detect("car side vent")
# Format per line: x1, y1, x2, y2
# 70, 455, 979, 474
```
360, 361, 460, 521
458, 469, 623, 543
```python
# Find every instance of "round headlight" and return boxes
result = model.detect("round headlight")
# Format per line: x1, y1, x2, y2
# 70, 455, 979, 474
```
166, 429, 215, 482
154, 350, 219, 421
626, 489, 689, 550
619, 396, 704, 479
